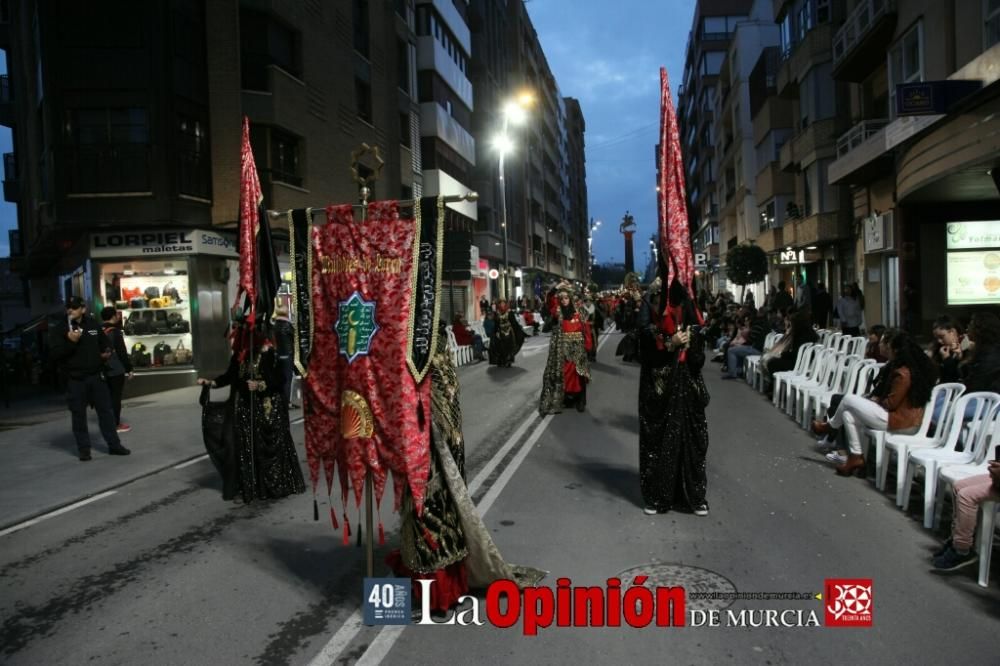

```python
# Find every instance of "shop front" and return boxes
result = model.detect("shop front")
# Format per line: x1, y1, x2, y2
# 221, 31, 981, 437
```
89, 228, 238, 396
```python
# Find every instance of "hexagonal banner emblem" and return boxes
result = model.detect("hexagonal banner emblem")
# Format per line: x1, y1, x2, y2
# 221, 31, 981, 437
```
334, 291, 380, 364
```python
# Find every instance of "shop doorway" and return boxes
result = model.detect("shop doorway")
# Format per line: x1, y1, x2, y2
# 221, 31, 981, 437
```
882, 255, 899, 328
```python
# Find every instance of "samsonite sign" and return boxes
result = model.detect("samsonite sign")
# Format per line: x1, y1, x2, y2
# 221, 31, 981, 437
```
91, 229, 238, 258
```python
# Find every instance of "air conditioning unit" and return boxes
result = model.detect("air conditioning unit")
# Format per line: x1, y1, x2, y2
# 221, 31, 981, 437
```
864, 211, 895, 253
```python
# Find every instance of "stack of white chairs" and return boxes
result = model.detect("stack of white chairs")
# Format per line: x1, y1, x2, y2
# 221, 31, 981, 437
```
872, 382, 966, 496
784, 348, 840, 418
469, 320, 490, 349
444, 325, 473, 366
812, 360, 881, 425
774, 344, 824, 414
744, 331, 782, 390
796, 353, 863, 429
901, 392, 1000, 529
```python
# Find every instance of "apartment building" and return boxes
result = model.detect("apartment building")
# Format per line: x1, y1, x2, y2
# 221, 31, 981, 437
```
564, 96, 588, 285
827, 0, 1000, 332
678, 0, 754, 292
770, 0, 854, 304
713, 0, 780, 304
1, 0, 419, 393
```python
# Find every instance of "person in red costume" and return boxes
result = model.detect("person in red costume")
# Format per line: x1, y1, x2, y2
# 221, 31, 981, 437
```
538, 283, 593, 413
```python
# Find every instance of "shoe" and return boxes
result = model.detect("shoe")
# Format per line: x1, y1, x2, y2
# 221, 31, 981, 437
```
825, 451, 847, 465
933, 538, 953, 559
693, 504, 709, 516
79, 449, 92, 462
933, 546, 978, 571
812, 419, 832, 436
815, 438, 837, 453
643, 506, 668, 515
116, 422, 132, 433
575, 399, 586, 412
835, 453, 865, 477
108, 445, 132, 456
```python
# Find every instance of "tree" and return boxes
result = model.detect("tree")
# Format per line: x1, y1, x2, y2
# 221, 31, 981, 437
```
724, 243, 768, 304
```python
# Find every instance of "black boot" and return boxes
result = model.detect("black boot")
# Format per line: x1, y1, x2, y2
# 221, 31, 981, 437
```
575, 385, 587, 412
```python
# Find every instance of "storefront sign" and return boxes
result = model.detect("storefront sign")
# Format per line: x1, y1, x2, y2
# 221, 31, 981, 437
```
694, 252, 708, 269
779, 250, 803, 265
947, 250, 1000, 305
945, 221, 1000, 250
91, 229, 239, 258
895, 80, 982, 116
488, 269, 500, 280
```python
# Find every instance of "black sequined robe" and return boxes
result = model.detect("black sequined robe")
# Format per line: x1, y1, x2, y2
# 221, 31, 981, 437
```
488, 311, 525, 367
637, 300, 710, 512
212, 349, 306, 503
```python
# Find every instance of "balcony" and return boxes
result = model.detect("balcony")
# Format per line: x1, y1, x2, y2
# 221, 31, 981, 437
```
3, 152, 18, 202
832, 0, 896, 82
416, 36, 474, 110
419, 102, 476, 166
790, 211, 847, 247
754, 226, 784, 253
777, 23, 834, 99
782, 117, 839, 171
756, 162, 796, 200
0, 74, 11, 127
829, 117, 894, 185
752, 97, 793, 145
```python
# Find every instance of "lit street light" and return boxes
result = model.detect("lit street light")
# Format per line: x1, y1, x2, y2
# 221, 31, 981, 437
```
588, 218, 602, 278
493, 91, 534, 301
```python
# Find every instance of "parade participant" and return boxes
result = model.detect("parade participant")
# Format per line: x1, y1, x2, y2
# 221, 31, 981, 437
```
197, 330, 306, 503
637, 278, 710, 516
539, 282, 593, 414
615, 272, 643, 362
488, 298, 525, 368
388, 325, 544, 611
579, 294, 598, 361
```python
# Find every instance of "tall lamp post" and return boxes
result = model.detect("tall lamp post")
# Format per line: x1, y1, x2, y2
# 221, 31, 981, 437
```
493, 92, 534, 301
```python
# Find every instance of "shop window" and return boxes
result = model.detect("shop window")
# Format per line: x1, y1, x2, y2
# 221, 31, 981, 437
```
66, 107, 150, 194
270, 129, 302, 187
888, 23, 923, 119
986, 0, 1000, 49
99, 259, 194, 370
177, 113, 211, 199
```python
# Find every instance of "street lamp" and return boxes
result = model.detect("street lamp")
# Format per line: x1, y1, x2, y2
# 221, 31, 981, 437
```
492, 92, 534, 301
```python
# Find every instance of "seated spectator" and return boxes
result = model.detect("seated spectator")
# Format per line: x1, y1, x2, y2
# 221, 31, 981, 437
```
932, 461, 1000, 570
865, 324, 887, 362
452, 314, 485, 361
763, 311, 818, 397
724, 307, 769, 380
930, 316, 971, 383
483, 311, 497, 339
813, 330, 937, 477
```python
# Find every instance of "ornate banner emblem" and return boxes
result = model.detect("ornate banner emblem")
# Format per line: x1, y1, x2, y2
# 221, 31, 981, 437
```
335, 291, 380, 363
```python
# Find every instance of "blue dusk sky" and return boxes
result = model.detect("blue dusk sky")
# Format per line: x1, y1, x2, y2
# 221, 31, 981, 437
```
0, 2, 698, 261
526, 0, 696, 265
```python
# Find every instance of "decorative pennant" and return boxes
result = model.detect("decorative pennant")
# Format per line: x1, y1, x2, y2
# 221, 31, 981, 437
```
406, 196, 445, 383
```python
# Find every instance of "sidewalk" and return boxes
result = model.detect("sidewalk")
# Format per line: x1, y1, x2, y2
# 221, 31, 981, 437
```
0, 385, 211, 530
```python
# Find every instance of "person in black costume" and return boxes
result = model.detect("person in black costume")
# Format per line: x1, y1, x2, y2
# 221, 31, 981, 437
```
614, 273, 643, 362
198, 336, 306, 503
637, 279, 710, 516
488, 298, 525, 368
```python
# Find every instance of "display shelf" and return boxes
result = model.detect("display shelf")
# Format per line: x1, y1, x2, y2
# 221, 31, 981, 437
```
123, 333, 193, 338
120, 305, 187, 312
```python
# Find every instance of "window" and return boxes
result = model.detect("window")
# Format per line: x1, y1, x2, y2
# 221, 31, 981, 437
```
760, 200, 776, 231
397, 39, 410, 93
803, 167, 813, 217
987, 0, 1000, 49
270, 129, 301, 187
353, 0, 370, 58
177, 113, 211, 199
66, 107, 150, 194
240, 10, 301, 90
400, 112, 411, 148
355, 76, 372, 124
700, 51, 725, 76
888, 23, 924, 118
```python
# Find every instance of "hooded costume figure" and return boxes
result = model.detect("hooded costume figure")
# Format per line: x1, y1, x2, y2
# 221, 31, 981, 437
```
488, 299, 525, 367
538, 282, 593, 414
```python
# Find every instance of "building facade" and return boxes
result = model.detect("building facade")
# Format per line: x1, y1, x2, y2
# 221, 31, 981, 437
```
828, 0, 1000, 332
2, 0, 419, 393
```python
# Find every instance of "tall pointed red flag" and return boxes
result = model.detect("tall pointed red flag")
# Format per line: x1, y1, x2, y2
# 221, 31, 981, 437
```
658, 67, 695, 297
238, 116, 262, 335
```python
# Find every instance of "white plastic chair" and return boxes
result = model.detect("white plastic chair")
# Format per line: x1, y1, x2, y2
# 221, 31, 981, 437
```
848, 336, 867, 357
444, 325, 472, 366
772, 343, 817, 410
977, 499, 1000, 588
931, 402, 1000, 531
789, 349, 841, 422
746, 333, 782, 391
873, 382, 966, 495
901, 392, 1000, 528
781, 346, 832, 417
798, 353, 857, 428
814, 360, 880, 420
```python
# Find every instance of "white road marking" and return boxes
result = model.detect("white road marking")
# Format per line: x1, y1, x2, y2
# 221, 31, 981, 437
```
173, 454, 209, 470
306, 609, 365, 666
0, 490, 118, 538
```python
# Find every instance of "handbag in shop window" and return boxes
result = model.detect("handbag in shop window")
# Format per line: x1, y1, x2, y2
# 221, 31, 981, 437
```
173, 339, 193, 364
153, 341, 172, 366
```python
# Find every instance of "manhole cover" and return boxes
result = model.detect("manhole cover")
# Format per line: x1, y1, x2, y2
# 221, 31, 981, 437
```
616, 563, 737, 611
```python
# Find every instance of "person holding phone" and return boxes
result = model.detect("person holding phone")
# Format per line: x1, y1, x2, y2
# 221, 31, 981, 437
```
933, 458, 1000, 571
49, 296, 131, 461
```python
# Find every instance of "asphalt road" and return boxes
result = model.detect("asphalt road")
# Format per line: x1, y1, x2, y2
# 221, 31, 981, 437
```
2, 331, 998, 665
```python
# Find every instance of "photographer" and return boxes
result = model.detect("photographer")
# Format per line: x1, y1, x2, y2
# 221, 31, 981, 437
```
49, 296, 131, 461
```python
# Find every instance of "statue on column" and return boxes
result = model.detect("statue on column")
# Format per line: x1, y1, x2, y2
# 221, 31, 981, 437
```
620, 211, 637, 274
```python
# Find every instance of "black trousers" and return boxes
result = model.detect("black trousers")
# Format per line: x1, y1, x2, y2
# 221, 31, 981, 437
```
67, 374, 121, 452
106, 374, 126, 425
842, 326, 861, 336
277, 356, 294, 404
